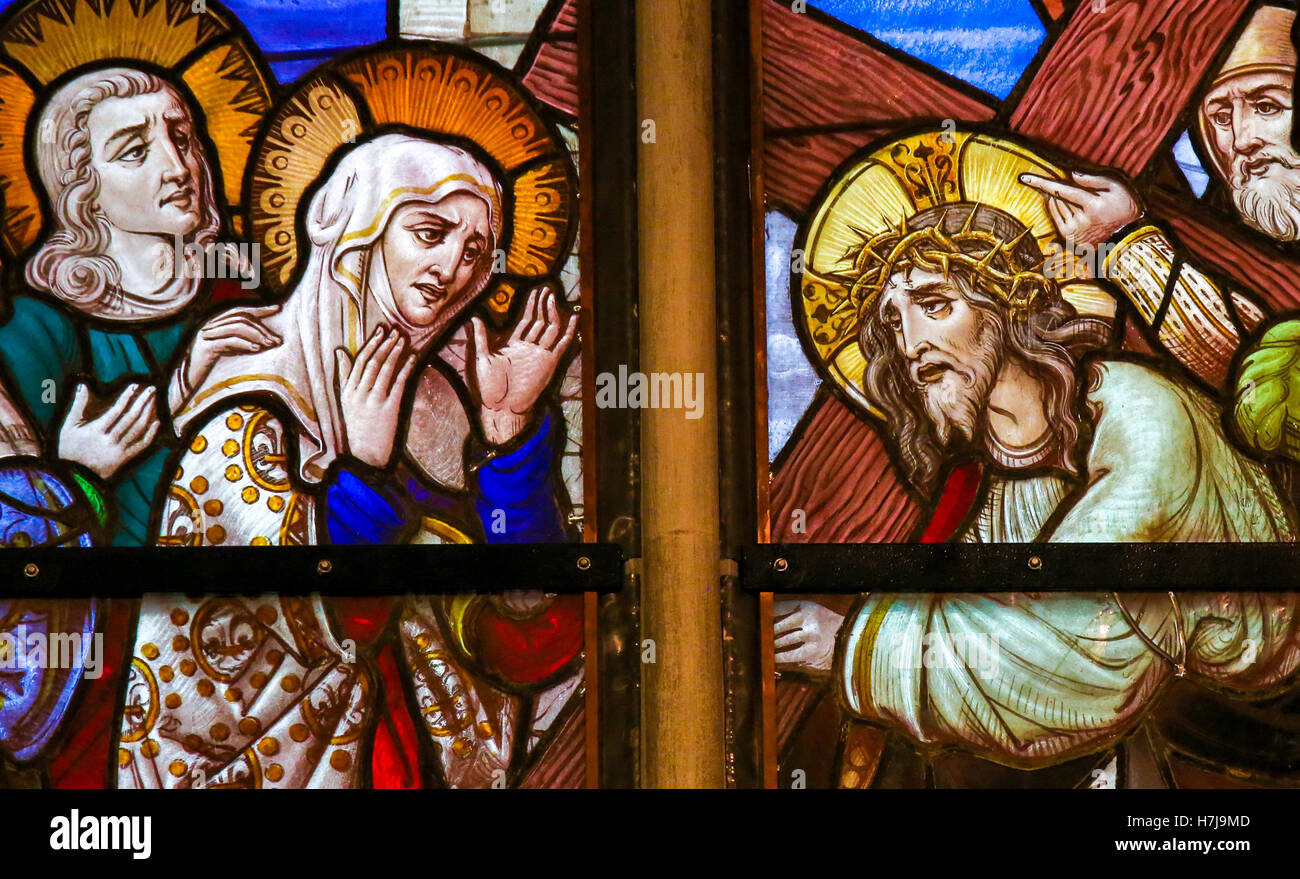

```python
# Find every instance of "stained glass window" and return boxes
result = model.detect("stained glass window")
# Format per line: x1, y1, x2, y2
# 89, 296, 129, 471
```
727, 0, 1300, 790
0, 0, 636, 791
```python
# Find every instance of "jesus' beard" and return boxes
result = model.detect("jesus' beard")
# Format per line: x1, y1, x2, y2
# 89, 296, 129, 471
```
918, 320, 1002, 448
1231, 151, 1300, 241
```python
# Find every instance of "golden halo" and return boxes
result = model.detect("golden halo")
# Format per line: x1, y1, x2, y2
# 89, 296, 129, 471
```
248, 45, 575, 316
795, 129, 1115, 420
0, 0, 273, 257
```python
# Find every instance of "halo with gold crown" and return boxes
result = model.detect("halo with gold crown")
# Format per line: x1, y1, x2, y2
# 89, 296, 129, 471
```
794, 128, 1116, 421
0, 0, 274, 258
247, 44, 576, 317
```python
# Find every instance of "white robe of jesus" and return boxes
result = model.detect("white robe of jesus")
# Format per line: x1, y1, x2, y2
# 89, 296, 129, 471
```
839, 360, 1300, 767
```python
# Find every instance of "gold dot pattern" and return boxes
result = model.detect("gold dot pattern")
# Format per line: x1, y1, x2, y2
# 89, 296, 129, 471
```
119, 594, 373, 789
156, 405, 305, 549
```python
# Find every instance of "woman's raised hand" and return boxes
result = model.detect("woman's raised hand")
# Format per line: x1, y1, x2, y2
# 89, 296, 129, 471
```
468, 285, 578, 445
335, 327, 418, 467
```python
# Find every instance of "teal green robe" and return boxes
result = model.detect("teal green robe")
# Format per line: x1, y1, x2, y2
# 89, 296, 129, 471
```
0, 295, 190, 546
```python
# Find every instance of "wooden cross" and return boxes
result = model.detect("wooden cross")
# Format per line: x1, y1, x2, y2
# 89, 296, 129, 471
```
521, 0, 580, 119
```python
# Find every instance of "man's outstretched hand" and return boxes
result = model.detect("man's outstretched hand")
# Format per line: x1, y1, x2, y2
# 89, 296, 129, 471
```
773, 599, 844, 678
1020, 171, 1142, 253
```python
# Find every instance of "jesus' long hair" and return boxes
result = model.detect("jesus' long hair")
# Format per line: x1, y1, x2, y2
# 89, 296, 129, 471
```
854, 204, 1111, 494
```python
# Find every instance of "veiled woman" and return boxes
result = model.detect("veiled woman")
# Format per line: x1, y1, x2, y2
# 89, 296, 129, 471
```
118, 134, 577, 788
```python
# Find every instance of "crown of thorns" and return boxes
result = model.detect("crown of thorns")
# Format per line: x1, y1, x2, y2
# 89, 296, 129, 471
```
840, 205, 1058, 326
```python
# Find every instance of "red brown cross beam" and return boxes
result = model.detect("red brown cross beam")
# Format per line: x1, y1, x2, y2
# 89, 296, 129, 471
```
520, 0, 579, 119
765, 0, 1300, 547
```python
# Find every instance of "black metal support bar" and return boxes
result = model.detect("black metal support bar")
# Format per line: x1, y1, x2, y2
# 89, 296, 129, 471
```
742, 543, 1300, 593
0, 543, 623, 598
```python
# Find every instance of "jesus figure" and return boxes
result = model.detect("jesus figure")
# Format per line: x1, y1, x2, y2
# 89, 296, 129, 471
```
775, 202, 1300, 772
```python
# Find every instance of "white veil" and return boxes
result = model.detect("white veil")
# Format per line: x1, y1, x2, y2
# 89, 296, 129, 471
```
174, 134, 504, 482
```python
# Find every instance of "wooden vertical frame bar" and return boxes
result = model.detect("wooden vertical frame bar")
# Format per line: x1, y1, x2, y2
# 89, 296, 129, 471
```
576, 18, 597, 537
583, 590, 599, 787
576, 0, 600, 792
639, 0, 725, 788
750, 0, 772, 545
748, 0, 779, 792
759, 590, 777, 788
